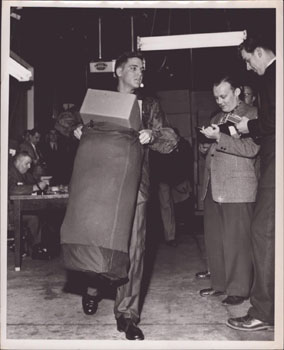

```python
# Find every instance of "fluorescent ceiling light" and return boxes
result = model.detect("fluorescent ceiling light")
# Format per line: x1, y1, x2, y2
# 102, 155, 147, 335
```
9, 57, 32, 82
138, 30, 247, 51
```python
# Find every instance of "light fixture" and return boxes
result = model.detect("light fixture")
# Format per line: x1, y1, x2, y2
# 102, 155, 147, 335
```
89, 60, 116, 73
10, 12, 21, 20
8, 57, 32, 81
89, 17, 115, 74
137, 30, 247, 51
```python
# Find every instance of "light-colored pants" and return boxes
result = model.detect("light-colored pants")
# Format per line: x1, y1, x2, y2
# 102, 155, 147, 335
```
158, 182, 176, 242
158, 179, 191, 241
114, 190, 146, 323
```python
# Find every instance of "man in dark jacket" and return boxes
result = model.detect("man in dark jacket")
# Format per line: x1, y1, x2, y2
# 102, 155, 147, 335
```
227, 33, 276, 331
8, 152, 49, 259
64, 51, 178, 340
18, 128, 46, 180
40, 128, 69, 185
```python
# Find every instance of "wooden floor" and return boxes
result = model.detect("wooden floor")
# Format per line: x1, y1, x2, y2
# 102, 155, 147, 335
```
4, 215, 279, 349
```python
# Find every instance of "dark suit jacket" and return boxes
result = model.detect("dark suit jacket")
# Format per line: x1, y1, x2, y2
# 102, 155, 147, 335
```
40, 141, 66, 185
8, 162, 40, 240
18, 141, 40, 163
138, 96, 179, 200
8, 162, 35, 195
18, 141, 46, 180
247, 61, 275, 188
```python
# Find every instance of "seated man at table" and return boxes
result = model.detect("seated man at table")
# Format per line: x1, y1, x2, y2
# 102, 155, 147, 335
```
8, 151, 50, 260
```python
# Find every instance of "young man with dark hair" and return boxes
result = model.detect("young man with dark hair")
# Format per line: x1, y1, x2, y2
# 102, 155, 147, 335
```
227, 33, 276, 332
242, 85, 257, 107
66, 51, 178, 340
114, 50, 172, 340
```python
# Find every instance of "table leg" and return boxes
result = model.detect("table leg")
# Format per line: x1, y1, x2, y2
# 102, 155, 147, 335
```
13, 200, 21, 271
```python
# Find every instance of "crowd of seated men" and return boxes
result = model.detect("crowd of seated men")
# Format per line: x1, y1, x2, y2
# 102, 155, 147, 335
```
8, 125, 79, 260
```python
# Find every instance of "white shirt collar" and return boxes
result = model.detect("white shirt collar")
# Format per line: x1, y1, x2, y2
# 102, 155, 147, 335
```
138, 100, 143, 119
266, 57, 276, 69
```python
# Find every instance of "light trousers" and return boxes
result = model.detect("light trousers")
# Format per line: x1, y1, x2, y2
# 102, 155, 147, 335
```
114, 190, 147, 323
158, 182, 176, 242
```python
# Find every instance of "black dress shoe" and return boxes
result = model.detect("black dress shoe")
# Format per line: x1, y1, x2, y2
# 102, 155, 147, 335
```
116, 316, 144, 340
200, 288, 225, 297
195, 270, 211, 279
82, 293, 101, 315
222, 295, 245, 306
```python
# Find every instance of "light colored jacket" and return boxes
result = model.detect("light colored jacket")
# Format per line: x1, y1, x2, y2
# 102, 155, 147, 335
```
202, 102, 260, 203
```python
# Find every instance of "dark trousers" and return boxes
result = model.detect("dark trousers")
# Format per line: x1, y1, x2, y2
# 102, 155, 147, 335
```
248, 187, 275, 324
23, 215, 41, 247
114, 190, 146, 323
204, 186, 253, 297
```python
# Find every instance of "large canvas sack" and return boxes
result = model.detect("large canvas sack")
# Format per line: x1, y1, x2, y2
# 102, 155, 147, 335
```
61, 122, 143, 281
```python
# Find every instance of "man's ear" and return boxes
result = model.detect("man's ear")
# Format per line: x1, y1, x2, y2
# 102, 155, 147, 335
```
235, 87, 241, 97
255, 47, 263, 58
116, 67, 122, 77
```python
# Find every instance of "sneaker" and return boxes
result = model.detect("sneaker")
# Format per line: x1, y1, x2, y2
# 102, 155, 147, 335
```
226, 314, 274, 331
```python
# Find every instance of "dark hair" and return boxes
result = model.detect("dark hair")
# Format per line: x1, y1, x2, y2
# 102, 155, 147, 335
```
22, 129, 30, 137
242, 84, 257, 96
212, 73, 242, 91
239, 33, 275, 54
14, 151, 32, 161
114, 51, 145, 77
29, 128, 40, 136
239, 84, 257, 102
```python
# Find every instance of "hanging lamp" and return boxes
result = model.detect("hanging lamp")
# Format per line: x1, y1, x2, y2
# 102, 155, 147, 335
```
89, 16, 115, 73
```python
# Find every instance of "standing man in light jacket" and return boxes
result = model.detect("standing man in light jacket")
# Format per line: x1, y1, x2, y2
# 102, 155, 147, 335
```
198, 74, 260, 306
227, 33, 276, 331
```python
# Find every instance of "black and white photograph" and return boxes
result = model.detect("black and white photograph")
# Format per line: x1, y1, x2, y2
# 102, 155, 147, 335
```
1, 1, 283, 349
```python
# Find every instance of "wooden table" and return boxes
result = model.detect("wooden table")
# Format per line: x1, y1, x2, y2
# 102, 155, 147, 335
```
9, 193, 69, 271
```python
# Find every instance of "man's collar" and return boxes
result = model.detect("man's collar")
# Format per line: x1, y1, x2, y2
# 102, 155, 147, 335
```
231, 100, 243, 113
266, 57, 276, 69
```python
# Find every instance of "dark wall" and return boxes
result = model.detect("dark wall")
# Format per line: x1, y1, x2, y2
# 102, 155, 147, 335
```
9, 7, 275, 135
